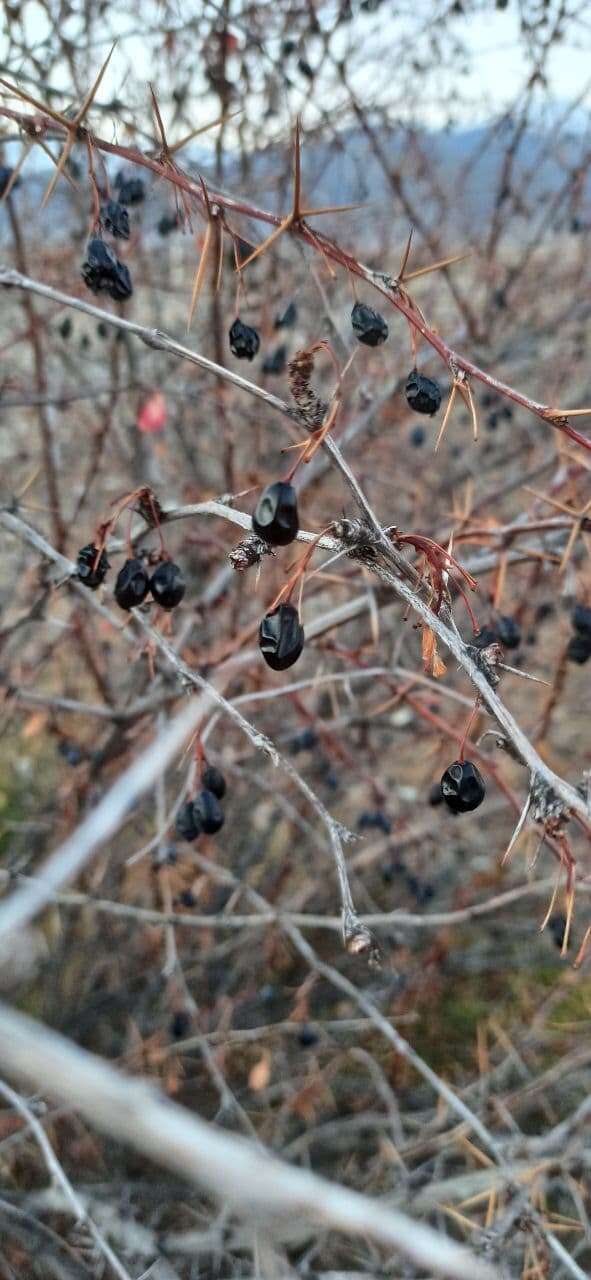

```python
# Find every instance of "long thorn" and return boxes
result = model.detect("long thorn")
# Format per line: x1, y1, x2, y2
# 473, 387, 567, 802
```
435, 383, 458, 452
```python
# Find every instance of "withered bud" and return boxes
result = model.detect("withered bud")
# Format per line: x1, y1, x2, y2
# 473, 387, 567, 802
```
229, 533, 274, 573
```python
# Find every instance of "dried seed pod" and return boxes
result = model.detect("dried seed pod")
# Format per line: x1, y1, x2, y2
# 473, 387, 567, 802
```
405, 369, 442, 416
149, 561, 186, 610
229, 533, 274, 573
229, 318, 260, 360
81, 237, 133, 301
440, 759, 486, 814
351, 302, 388, 347
259, 604, 305, 671
566, 632, 591, 665
115, 172, 145, 205
252, 481, 299, 546
76, 543, 110, 590
572, 603, 591, 637
193, 789, 225, 834
114, 557, 149, 610
102, 199, 130, 239
175, 800, 202, 842
201, 766, 226, 799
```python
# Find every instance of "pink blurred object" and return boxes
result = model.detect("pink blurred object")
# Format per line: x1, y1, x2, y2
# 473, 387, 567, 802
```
138, 391, 167, 433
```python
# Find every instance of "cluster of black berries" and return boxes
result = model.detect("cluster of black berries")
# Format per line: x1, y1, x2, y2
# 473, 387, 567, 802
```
474, 613, 521, 651
81, 237, 132, 301
175, 766, 227, 841
567, 603, 591, 665
76, 546, 186, 610
439, 760, 486, 814
250, 481, 305, 670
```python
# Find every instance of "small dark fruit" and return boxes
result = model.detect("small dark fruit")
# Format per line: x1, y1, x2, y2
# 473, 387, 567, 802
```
351, 301, 388, 347
102, 199, 130, 239
357, 811, 391, 834
259, 604, 304, 671
275, 300, 297, 329
298, 1025, 319, 1048
405, 369, 442, 416
262, 345, 287, 375
496, 614, 521, 649
473, 626, 499, 650
115, 172, 145, 205
229, 318, 260, 360
59, 316, 73, 339
81, 237, 133, 301
149, 561, 186, 610
114, 558, 150, 610
175, 801, 202, 842
252, 481, 299, 546
549, 914, 567, 949
572, 603, 591, 637
193, 789, 225, 835
157, 212, 180, 236
201, 765, 226, 800
76, 543, 110, 590
170, 1011, 190, 1039
566, 632, 591, 665
410, 425, 426, 447
440, 759, 486, 814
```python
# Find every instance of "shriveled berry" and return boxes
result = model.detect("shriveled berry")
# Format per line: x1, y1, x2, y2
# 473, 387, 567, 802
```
157, 212, 180, 236
262, 345, 287, 375
149, 561, 186, 610
76, 543, 110, 590
566, 632, 591, 665
440, 759, 486, 814
193, 789, 224, 834
496, 614, 521, 649
572, 603, 591, 636
405, 369, 442, 416
275, 300, 297, 329
201, 766, 226, 799
81, 237, 133, 301
229, 318, 260, 360
298, 1026, 318, 1048
115, 172, 145, 205
473, 626, 499, 650
175, 801, 202, 842
351, 301, 388, 347
102, 199, 130, 239
252, 481, 299, 546
259, 604, 304, 671
114, 557, 149, 610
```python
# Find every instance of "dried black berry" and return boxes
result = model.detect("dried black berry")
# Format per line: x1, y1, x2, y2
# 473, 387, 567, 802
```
170, 1011, 190, 1039
572, 603, 591, 637
58, 740, 84, 766
566, 632, 591, 665
114, 558, 149, 610
59, 316, 73, 339
175, 801, 202, 842
351, 302, 388, 347
193, 789, 225, 835
410, 425, 426, 447
262, 345, 287, 375
201, 766, 226, 800
473, 627, 499, 650
0, 166, 19, 197
440, 759, 486, 814
252, 481, 299, 546
229, 318, 260, 360
115, 172, 145, 205
259, 604, 304, 671
149, 561, 186, 610
496, 614, 521, 649
549, 914, 567, 949
405, 369, 442, 416
290, 728, 317, 754
157, 212, 180, 236
275, 301, 297, 329
179, 889, 196, 907
81, 237, 133, 301
298, 1026, 318, 1048
357, 811, 391, 834
76, 543, 110, 590
486, 412, 499, 430
102, 199, 130, 239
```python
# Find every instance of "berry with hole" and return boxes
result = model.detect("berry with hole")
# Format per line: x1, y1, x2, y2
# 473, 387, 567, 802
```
252, 481, 299, 546
259, 604, 304, 671
405, 369, 442, 416
351, 301, 388, 347
440, 760, 486, 814
114, 558, 150, 610
149, 562, 186, 610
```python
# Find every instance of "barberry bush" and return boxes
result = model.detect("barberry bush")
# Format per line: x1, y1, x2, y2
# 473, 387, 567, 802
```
1, 2, 591, 1276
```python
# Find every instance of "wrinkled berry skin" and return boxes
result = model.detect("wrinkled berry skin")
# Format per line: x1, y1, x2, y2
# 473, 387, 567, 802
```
440, 759, 486, 814
114, 557, 149, 610
259, 604, 304, 671
175, 801, 202, 842
572, 603, 591, 636
76, 543, 110, 590
193, 789, 225, 834
103, 199, 130, 239
229, 318, 260, 360
405, 370, 442, 416
201, 766, 226, 799
149, 562, 186, 610
252, 481, 299, 546
115, 173, 145, 205
566, 632, 591, 665
351, 302, 388, 347
81, 238, 133, 301
496, 614, 521, 649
